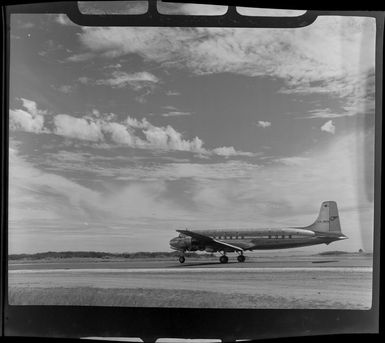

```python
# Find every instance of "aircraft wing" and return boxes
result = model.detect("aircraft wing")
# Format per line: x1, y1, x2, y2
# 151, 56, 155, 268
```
177, 229, 213, 242
176, 229, 244, 252
212, 239, 244, 252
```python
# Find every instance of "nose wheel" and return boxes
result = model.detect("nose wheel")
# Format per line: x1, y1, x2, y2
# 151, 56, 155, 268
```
237, 255, 245, 263
178, 256, 185, 263
219, 255, 228, 264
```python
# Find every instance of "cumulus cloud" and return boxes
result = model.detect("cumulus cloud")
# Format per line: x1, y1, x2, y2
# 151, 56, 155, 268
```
257, 121, 271, 128
54, 114, 104, 141
9, 98, 47, 134
10, 98, 255, 157
321, 120, 336, 134
142, 124, 205, 153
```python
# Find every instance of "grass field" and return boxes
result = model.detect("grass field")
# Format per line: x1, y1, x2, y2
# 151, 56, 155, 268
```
8, 286, 368, 309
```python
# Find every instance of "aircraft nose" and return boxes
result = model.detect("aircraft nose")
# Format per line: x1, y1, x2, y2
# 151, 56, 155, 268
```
169, 237, 178, 247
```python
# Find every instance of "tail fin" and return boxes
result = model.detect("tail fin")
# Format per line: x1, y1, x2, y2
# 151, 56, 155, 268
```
309, 201, 341, 233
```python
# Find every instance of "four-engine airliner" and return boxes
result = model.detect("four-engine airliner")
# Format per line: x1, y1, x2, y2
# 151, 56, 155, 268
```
169, 201, 347, 263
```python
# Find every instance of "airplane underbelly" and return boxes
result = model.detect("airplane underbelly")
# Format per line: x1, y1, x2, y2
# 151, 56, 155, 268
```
250, 237, 323, 250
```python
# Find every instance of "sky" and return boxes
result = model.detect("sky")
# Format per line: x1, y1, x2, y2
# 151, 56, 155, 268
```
8, 2, 377, 254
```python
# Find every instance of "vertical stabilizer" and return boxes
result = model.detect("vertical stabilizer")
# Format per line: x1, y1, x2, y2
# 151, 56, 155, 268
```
309, 201, 341, 233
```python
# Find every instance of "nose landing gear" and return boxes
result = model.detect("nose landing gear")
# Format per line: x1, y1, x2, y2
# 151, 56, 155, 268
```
178, 255, 185, 263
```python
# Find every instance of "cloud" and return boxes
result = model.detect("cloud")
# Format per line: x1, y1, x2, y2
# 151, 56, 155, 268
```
76, 17, 374, 80
274, 157, 309, 166
166, 90, 181, 96
94, 71, 159, 89
212, 146, 254, 158
142, 124, 205, 153
67, 52, 95, 62
321, 120, 336, 134
20, 22, 35, 29
51, 112, 252, 156
304, 108, 353, 119
256, 121, 271, 128
78, 76, 90, 84
9, 129, 374, 252
72, 17, 375, 119
10, 109, 45, 134
162, 111, 191, 117
11, 98, 256, 157
102, 121, 139, 146
54, 114, 104, 141
9, 98, 47, 134
20, 98, 39, 115
53, 84, 74, 94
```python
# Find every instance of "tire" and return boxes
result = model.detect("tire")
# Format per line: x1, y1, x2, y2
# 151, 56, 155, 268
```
179, 256, 185, 263
219, 255, 228, 264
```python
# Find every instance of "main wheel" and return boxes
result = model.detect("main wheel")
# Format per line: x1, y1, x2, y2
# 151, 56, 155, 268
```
179, 256, 185, 263
237, 255, 245, 263
219, 255, 228, 264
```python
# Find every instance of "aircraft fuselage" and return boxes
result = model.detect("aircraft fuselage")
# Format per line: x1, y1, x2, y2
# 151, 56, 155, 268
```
169, 201, 348, 263
170, 228, 346, 252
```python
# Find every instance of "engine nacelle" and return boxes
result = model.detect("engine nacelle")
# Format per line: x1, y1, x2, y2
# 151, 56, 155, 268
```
205, 246, 215, 253
170, 236, 206, 252
180, 237, 201, 251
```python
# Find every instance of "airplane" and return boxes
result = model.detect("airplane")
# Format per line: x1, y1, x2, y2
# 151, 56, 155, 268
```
169, 201, 348, 264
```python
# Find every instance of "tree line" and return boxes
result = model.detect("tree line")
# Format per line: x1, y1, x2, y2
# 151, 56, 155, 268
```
9, 251, 215, 260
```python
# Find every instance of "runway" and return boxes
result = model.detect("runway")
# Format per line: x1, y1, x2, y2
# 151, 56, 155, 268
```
9, 266, 372, 273
8, 255, 373, 309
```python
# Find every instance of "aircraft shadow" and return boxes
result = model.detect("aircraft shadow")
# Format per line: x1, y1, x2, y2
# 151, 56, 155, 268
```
311, 260, 339, 264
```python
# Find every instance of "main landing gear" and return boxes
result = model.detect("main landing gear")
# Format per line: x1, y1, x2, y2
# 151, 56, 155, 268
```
237, 255, 246, 263
219, 255, 228, 264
